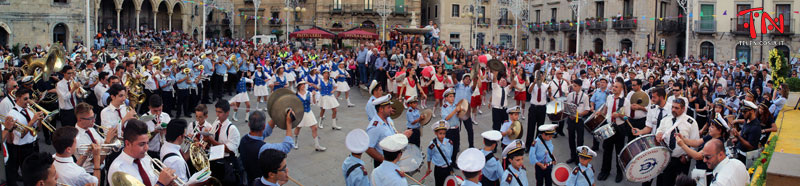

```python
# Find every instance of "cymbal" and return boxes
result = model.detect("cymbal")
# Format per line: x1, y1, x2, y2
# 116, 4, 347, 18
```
509, 121, 523, 139
420, 109, 434, 126
487, 59, 505, 72
269, 93, 304, 130
111, 172, 145, 186
456, 99, 470, 120
630, 91, 650, 107
390, 98, 405, 119
268, 88, 294, 108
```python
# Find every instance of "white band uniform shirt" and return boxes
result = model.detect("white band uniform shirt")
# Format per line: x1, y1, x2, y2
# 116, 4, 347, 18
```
646, 104, 672, 135
53, 155, 99, 186
529, 82, 549, 106
10, 105, 38, 145
211, 118, 241, 157
605, 94, 626, 125
624, 90, 649, 120
710, 158, 749, 186
491, 83, 510, 109
76, 126, 106, 172
548, 79, 569, 98
656, 114, 700, 157
57, 79, 77, 110
146, 111, 171, 152
101, 103, 129, 139
108, 151, 158, 185
567, 91, 591, 115
160, 142, 190, 182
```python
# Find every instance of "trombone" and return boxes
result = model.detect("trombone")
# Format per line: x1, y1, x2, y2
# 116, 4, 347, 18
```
28, 100, 56, 132
0, 114, 38, 136
152, 158, 187, 186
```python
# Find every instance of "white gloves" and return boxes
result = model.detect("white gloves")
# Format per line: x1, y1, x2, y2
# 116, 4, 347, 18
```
186, 167, 211, 185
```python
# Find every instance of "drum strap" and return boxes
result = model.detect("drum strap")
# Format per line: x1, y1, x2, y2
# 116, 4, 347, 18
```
579, 167, 593, 185
510, 170, 524, 186
345, 163, 364, 178
537, 136, 556, 162
432, 139, 453, 170
163, 153, 190, 179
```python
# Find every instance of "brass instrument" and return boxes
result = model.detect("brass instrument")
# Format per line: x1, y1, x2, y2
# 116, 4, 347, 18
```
0, 114, 38, 136
190, 139, 210, 171
151, 56, 162, 70
183, 68, 191, 74
230, 55, 239, 70
111, 172, 146, 186
71, 80, 90, 98
76, 139, 123, 155
125, 72, 147, 106
21, 44, 66, 82
152, 158, 187, 186
28, 100, 57, 132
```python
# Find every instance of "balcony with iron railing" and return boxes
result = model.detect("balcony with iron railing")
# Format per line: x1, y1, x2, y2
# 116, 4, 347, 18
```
560, 22, 579, 32
694, 19, 716, 34
612, 19, 636, 30
498, 19, 513, 28
478, 18, 491, 27
269, 18, 283, 26
392, 6, 408, 16
656, 18, 685, 33
731, 18, 752, 35
544, 23, 559, 32
586, 20, 606, 30
529, 23, 542, 32
770, 18, 794, 36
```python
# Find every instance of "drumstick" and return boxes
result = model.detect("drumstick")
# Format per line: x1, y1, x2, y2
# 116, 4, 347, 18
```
406, 173, 424, 185
625, 118, 635, 130
288, 175, 304, 186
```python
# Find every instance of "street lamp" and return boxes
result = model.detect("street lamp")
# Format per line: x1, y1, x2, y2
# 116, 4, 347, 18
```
677, 0, 690, 61
254, 0, 261, 37
461, 4, 482, 49
284, 0, 306, 45
569, 0, 586, 57
377, 0, 392, 41
508, 0, 527, 50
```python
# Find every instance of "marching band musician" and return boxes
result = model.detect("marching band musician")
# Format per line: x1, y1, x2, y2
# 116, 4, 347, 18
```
500, 106, 523, 148
455, 74, 478, 148
101, 84, 135, 139
624, 79, 649, 138
597, 80, 627, 183
52, 126, 100, 186
162, 119, 208, 184
189, 63, 203, 116
7, 89, 44, 186
159, 65, 176, 115
74, 102, 117, 176
655, 98, 700, 186
548, 70, 569, 137
731, 100, 761, 164
0, 78, 18, 114
527, 65, 549, 152
529, 124, 557, 186
342, 129, 372, 186
490, 70, 510, 132
565, 79, 590, 164
372, 134, 410, 186
201, 52, 214, 104
501, 139, 528, 186
175, 64, 193, 119
212, 51, 228, 101
93, 72, 111, 107
57, 66, 79, 127
205, 100, 242, 185
143, 61, 162, 114
427, 120, 454, 186
700, 139, 749, 186
108, 119, 176, 186
458, 148, 486, 186
480, 130, 503, 185
675, 113, 730, 185
565, 146, 597, 186
365, 80, 381, 121
144, 95, 170, 158
405, 96, 422, 147
21, 152, 60, 186
365, 95, 413, 168
440, 88, 461, 163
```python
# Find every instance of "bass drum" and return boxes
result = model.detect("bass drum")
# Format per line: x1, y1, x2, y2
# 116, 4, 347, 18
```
618, 134, 671, 182
397, 145, 425, 176
551, 163, 571, 185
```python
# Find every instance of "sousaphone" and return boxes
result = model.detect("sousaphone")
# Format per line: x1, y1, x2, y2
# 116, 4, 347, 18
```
268, 89, 304, 130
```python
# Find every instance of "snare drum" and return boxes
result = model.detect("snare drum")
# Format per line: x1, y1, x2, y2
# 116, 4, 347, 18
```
592, 124, 616, 140
546, 97, 567, 122
584, 112, 606, 132
398, 145, 426, 176
617, 134, 671, 182
551, 163, 571, 185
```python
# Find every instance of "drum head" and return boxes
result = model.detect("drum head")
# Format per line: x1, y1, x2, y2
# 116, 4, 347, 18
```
592, 124, 616, 141
551, 163, 571, 185
444, 175, 463, 186
618, 135, 671, 182
397, 145, 424, 174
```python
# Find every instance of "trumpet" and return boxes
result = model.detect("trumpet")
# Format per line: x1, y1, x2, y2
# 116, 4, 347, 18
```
28, 100, 57, 132
0, 114, 38, 136
76, 139, 123, 156
152, 158, 187, 186
70, 80, 89, 98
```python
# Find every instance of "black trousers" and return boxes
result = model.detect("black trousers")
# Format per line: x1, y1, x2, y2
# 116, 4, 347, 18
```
175, 89, 190, 117
491, 108, 507, 131
567, 118, 585, 160
434, 166, 450, 186
140, 89, 156, 114
211, 74, 224, 101
463, 118, 475, 148
656, 157, 690, 186
201, 79, 212, 103
59, 109, 77, 127
527, 104, 546, 152
7, 142, 38, 186
227, 72, 239, 95
161, 91, 174, 115
601, 123, 630, 175
480, 176, 500, 186
535, 164, 553, 186
409, 127, 421, 148
189, 88, 200, 116
446, 128, 461, 165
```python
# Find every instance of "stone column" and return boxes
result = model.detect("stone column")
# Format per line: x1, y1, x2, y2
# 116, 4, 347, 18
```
168, 13, 172, 31
116, 8, 121, 31
95, 7, 99, 33
153, 11, 158, 31
136, 10, 140, 34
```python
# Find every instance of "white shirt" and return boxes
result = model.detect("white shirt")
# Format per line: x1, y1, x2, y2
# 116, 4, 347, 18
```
53, 155, 98, 186
710, 158, 749, 186
656, 114, 700, 157
567, 91, 590, 114
93, 83, 109, 106
159, 143, 190, 182
144, 71, 159, 90
529, 82, 549, 105
0, 96, 16, 116
10, 105, 38, 145
211, 118, 241, 157
108, 152, 158, 186
548, 79, 569, 98
645, 104, 672, 135
624, 90, 649, 120
606, 94, 626, 125
491, 82, 510, 109
76, 126, 106, 172
402, 77, 418, 97
57, 79, 76, 110
146, 111, 171, 152
101, 103, 129, 139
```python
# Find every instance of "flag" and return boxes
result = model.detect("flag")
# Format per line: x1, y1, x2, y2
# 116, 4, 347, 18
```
678, 14, 683, 18
659, 18, 663, 21
724, 10, 728, 15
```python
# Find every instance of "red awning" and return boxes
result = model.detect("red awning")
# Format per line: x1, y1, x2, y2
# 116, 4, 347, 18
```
289, 28, 335, 39
338, 29, 379, 40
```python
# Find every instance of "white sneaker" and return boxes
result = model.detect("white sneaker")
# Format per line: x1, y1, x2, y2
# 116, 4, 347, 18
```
478, 110, 484, 115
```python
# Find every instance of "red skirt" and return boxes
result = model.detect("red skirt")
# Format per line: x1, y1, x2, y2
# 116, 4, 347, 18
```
470, 95, 482, 108
514, 91, 527, 101
434, 89, 445, 99
480, 82, 489, 94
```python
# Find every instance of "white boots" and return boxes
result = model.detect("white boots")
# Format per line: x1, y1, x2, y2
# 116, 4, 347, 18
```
314, 136, 327, 151
318, 117, 325, 129
231, 111, 239, 122
293, 135, 299, 149
331, 119, 342, 130
347, 98, 355, 107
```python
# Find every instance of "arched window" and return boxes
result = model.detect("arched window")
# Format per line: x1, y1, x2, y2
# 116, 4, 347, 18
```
53, 23, 68, 45
593, 39, 603, 53
549, 38, 556, 51
620, 39, 632, 53
534, 38, 540, 49
700, 41, 714, 60
736, 45, 751, 64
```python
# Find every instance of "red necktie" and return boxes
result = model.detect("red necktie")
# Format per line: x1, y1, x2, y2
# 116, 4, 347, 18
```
612, 97, 618, 123
134, 158, 152, 186
215, 123, 222, 141
537, 84, 541, 102
152, 75, 160, 89
86, 130, 97, 144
